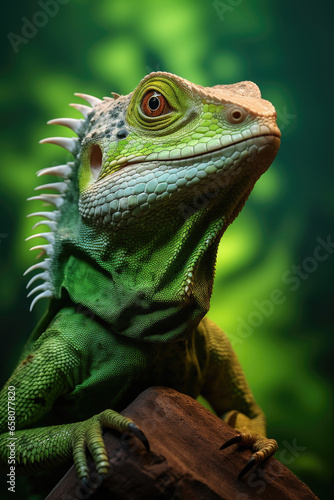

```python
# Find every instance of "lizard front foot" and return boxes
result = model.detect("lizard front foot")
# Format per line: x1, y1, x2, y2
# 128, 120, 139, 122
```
220, 432, 278, 479
72, 409, 149, 481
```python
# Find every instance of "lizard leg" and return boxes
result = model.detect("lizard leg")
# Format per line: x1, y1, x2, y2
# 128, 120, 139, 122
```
198, 317, 278, 477
0, 325, 81, 473
0, 412, 148, 478
0, 317, 148, 478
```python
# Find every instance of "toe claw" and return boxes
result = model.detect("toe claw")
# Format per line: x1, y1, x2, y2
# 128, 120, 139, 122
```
238, 457, 256, 479
220, 433, 277, 479
220, 434, 242, 450
128, 422, 150, 451
80, 476, 89, 488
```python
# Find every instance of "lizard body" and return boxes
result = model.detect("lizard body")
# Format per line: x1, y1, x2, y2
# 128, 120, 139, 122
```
0, 72, 280, 481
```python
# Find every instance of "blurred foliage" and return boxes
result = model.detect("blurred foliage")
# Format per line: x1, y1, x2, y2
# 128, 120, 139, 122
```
0, 0, 333, 498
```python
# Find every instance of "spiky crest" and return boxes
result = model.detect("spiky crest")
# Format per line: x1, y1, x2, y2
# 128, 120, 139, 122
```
25, 91, 103, 310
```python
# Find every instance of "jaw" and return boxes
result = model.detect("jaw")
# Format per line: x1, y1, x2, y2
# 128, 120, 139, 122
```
222, 134, 281, 227
79, 133, 280, 231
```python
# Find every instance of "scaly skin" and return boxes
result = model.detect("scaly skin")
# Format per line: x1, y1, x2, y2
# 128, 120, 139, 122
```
0, 72, 280, 481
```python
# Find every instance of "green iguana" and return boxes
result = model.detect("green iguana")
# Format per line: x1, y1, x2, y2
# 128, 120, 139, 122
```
0, 72, 280, 484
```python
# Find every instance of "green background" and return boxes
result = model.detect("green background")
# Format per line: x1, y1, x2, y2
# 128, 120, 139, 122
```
0, 1, 333, 498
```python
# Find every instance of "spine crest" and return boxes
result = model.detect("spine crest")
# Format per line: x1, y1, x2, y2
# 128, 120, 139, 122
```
25, 91, 98, 310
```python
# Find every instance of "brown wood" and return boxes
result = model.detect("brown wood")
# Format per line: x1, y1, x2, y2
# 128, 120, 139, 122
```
46, 387, 318, 500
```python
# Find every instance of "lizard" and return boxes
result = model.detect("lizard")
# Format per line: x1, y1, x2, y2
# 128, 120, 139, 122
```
0, 71, 281, 485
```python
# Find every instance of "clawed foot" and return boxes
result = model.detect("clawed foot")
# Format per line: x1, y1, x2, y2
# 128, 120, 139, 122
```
220, 433, 278, 479
72, 409, 149, 482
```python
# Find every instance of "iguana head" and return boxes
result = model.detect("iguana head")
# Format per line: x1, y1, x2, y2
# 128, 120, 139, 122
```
26, 72, 280, 340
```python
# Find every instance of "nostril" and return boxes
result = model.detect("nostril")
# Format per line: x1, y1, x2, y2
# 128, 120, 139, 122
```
90, 144, 103, 180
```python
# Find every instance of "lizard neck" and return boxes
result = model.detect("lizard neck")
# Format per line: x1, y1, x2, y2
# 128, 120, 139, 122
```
57, 203, 226, 343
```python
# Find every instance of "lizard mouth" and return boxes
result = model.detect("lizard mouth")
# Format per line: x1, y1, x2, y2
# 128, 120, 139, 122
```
103, 132, 281, 178
165, 132, 281, 168
81, 133, 280, 224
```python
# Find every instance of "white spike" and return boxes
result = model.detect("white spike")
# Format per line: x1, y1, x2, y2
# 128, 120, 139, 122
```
74, 92, 102, 107
69, 103, 92, 119
29, 244, 54, 256
35, 182, 68, 194
111, 92, 120, 99
24, 259, 51, 276
39, 137, 78, 155
37, 164, 72, 178
103, 96, 113, 101
27, 282, 52, 298
47, 117, 84, 134
27, 194, 64, 208
26, 233, 55, 244
30, 290, 53, 311
27, 211, 58, 221
32, 220, 57, 231
26, 271, 50, 289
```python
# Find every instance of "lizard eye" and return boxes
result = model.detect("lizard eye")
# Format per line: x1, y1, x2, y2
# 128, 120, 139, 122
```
141, 90, 172, 117
226, 106, 247, 124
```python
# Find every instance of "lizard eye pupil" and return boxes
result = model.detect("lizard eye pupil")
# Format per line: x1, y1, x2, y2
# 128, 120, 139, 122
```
148, 96, 160, 111
141, 90, 172, 117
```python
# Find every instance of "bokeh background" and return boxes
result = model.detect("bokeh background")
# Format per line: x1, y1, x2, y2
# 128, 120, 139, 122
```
0, 1, 333, 498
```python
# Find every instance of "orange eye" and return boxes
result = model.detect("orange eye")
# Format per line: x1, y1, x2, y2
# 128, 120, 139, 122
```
141, 90, 171, 117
